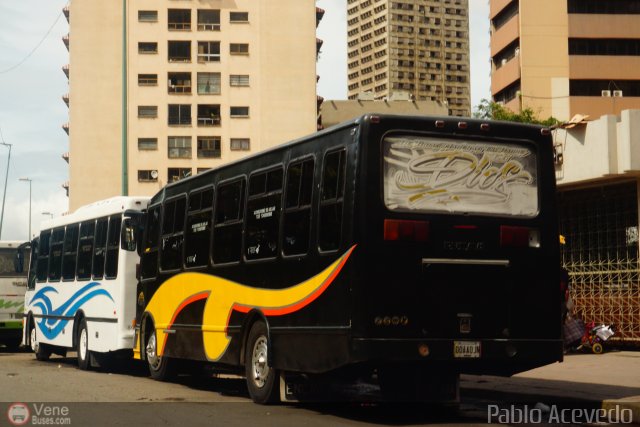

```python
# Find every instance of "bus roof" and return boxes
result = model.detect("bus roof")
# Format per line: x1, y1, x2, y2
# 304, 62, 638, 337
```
40, 196, 151, 231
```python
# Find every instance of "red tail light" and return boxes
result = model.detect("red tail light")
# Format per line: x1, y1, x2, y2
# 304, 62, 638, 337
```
500, 226, 540, 248
384, 219, 429, 242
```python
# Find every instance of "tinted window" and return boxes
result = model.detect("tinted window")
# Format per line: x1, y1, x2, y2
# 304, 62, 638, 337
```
36, 230, 51, 282
92, 218, 108, 279
185, 188, 214, 268
141, 206, 161, 279
283, 159, 314, 256
105, 216, 122, 279
62, 224, 79, 280
160, 197, 186, 271
213, 179, 245, 264
245, 168, 283, 260
319, 149, 346, 251
48, 227, 65, 281
77, 221, 95, 280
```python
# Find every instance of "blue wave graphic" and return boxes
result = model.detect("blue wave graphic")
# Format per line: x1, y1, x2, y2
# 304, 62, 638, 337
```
29, 282, 114, 340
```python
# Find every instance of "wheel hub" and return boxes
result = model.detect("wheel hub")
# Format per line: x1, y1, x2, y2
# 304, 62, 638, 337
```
251, 336, 269, 388
146, 332, 161, 370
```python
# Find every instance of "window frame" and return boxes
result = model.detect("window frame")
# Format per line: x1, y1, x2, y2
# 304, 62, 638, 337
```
282, 156, 316, 259
184, 185, 215, 270
212, 177, 246, 266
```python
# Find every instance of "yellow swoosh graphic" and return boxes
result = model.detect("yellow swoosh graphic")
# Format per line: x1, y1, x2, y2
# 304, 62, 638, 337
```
145, 246, 356, 361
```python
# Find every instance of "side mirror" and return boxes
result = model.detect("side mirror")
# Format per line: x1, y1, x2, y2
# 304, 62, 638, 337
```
121, 219, 137, 252
13, 249, 24, 274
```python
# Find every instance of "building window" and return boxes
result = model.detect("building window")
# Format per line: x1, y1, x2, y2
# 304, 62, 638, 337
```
230, 106, 249, 117
197, 41, 221, 62
197, 104, 221, 126
138, 106, 158, 118
168, 168, 192, 183
197, 136, 221, 158
230, 11, 249, 22
168, 40, 191, 62
197, 72, 221, 94
138, 42, 158, 54
168, 72, 192, 94
138, 138, 158, 150
569, 38, 640, 56
168, 104, 191, 125
138, 10, 158, 22
197, 168, 211, 174
230, 74, 249, 87
230, 43, 249, 55
138, 74, 158, 86
230, 138, 250, 151
168, 136, 192, 158
168, 9, 191, 30
568, 0, 640, 14
198, 9, 220, 30
138, 170, 159, 182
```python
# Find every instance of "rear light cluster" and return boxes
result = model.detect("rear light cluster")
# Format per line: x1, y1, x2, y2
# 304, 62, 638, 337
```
500, 225, 540, 248
384, 219, 429, 242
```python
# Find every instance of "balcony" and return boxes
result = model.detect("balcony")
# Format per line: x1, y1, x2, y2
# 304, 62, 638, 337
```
197, 9, 220, 31
316, 7, 325, 28
62, 123, 69, 135
491, 56, 521, 94
569, 14, 640, 39
168, 41, 191, 62
168, 9, 191, 30
62, 152, 69, 163
197, 104, 221, 126
62, 64, 69, 78
62, 93, 69, 107
491, 13, 519, 57
63, 5, 69, 22
62, 34, 69, 51
168, 72, 192, 94
62, 181, 69, 197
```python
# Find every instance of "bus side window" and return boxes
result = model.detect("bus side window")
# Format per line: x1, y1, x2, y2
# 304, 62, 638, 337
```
160, 197, 186, 271
77, 221, 96, 281
246, 168, 283, 261
28, 240, 38, 289
185, 188, 214, 268
319, 149, 346, 252
92, 218, 108, 280
141, 206, 161, 279
62, 224, 79, 281
105, 215, 122, 279
36, 231, 51, 282
213, 179, 245, 264
48, 227, 66, 281
283, 159, 314, 256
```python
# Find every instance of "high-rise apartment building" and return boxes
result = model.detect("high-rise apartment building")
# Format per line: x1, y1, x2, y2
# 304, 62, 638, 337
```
63, 1, 319, 210
346, 0, 471, 117
490, 0, 640, 122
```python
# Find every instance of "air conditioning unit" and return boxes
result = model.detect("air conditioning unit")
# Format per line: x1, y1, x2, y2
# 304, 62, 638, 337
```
601, 90, 612, 97
613, 90, 623, 97
501, 58, 508, 65
150, 170, 159, 179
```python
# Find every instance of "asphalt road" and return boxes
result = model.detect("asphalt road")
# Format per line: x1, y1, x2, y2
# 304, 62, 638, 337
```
2, 347, 629, 426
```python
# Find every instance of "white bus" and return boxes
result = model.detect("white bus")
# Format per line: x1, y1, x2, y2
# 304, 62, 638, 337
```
22, 196, 149, 368
0, 241, 30, 349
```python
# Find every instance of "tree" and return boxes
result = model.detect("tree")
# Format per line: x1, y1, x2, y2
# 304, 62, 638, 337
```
473, 99, 560, 127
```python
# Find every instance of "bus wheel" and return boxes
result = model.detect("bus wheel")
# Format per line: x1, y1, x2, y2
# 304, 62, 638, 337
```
30, 324, 51, 361
77, 318, 91, 370
145, 327, 174, 381
244, 321, 279, 404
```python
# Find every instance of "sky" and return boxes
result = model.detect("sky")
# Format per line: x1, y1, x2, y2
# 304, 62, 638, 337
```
0, 0, 490, 242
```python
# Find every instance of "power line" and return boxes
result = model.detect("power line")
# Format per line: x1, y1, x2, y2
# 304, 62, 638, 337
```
0, 10, 64, 75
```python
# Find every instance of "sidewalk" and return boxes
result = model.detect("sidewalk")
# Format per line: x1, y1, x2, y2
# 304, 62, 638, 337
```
461, 350, 640, 422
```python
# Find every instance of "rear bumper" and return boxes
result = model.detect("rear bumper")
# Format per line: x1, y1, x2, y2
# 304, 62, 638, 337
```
351, 338, 564, 375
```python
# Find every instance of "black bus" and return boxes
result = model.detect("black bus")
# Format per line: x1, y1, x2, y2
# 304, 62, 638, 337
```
134, 114, 563, 403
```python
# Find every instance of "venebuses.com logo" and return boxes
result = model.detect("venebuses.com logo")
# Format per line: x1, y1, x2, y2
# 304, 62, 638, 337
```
6, 402, 72, 426
7, 403, 30, 426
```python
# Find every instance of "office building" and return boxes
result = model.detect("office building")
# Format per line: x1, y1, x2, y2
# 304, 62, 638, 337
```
63, 1, 319, 210
490, 0, 640, 121
346, 0, 471, 117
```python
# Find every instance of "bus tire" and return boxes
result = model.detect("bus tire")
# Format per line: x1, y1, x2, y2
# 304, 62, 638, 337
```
30, 323, 51, 362
76, 318, 91, 370
244, 321, 279, 404
145, 326, 174, 381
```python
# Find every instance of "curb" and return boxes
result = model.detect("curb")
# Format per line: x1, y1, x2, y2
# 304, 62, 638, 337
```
602, 397, 640, 425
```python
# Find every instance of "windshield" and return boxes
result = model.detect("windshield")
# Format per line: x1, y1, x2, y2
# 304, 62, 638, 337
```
0, 248, 30, 277
383, 135, 539, 217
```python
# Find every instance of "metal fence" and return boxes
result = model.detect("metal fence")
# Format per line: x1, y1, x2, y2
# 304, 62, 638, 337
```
559, 181, 640, 344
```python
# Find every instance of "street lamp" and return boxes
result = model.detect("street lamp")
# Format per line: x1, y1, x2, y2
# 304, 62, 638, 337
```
42, 212, 54, 219
19, 177, 32, 240
0, 140, 11, 240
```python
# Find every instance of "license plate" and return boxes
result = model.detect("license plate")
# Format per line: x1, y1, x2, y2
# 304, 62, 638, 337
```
453, 341, 481, 358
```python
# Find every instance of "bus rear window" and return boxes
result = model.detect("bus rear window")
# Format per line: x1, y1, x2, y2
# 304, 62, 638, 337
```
383, 135, 538, 217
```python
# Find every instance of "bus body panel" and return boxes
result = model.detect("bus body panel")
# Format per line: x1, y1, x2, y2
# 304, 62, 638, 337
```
0, 241, 29, 346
